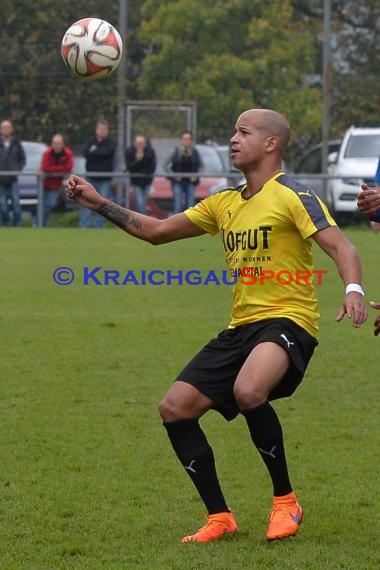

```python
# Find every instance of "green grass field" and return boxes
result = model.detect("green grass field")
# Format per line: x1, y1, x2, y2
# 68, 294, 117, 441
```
0, 226, 379, 569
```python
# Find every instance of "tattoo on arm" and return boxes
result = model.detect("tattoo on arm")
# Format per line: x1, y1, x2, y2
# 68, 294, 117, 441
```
98, 202, 142, 231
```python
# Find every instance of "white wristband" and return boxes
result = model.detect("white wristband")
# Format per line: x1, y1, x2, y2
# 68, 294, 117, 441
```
345, 283, 364, 296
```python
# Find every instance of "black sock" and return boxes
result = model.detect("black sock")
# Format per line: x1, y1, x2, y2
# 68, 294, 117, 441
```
163, 419, 229, 514
242, 402, 292, 496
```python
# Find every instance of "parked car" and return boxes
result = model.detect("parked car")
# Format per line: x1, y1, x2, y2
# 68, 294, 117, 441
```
73, 155, 86, 174
212, 143, 242, 187
214, 144, 231, 172
19, 141, 47, 216
293, 139, 342, 199
136, 138, 228, 218
326, 127, 380, 222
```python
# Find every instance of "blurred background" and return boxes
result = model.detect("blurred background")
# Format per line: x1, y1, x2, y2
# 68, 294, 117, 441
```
0, 0, 379, 224
0, 0, 378, 160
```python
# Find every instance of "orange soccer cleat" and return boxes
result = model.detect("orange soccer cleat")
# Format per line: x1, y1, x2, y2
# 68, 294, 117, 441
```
266, 491, 303, 541
181, 511, 238, 543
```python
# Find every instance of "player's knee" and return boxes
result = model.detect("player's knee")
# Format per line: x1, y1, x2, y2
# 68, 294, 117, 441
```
233, 384, 267, 410
159, 394, 181, 422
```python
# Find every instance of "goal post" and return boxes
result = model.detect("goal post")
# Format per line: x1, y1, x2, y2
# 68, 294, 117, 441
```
125, 100, 197, 148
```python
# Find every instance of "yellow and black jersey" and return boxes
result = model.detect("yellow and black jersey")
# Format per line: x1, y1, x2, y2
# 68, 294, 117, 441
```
184, 172, 336, 338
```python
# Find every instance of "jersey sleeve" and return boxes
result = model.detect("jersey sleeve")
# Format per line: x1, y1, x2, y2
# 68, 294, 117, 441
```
286, 190, 336, 239
183, 195, 219, 235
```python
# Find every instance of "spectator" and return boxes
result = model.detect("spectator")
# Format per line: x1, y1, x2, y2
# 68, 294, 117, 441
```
0, 120, 26, 227
125, 135, 156, 215
40, 134, 73, 226
165, 131, 203, 214
80, 119, 116, 228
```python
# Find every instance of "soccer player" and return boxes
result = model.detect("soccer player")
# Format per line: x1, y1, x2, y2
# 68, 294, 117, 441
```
357, 159, 380, 231
357, 181, 380, 335
66, 109, 367, 543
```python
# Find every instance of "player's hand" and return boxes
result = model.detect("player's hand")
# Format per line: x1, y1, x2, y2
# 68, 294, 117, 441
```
65, 174, 106, 211
369, 301, 380, 336
357, 184, 380, 215
336, 292, 368, 328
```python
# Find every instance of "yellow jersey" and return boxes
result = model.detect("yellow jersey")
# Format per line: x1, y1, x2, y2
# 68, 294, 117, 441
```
184, 172, 336, 338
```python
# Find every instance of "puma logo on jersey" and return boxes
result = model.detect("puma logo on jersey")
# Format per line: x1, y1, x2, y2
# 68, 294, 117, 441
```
298, 190, 312, 197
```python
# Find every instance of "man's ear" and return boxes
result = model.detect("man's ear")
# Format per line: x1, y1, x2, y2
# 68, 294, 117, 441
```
265, 136, 280, 152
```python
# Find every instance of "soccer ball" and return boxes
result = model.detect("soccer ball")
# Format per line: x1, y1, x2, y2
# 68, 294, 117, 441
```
61, 18, 123, 80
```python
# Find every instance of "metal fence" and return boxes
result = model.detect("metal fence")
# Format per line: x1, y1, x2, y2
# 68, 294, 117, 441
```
0, 169, 244, 227
0, 169, 372, 227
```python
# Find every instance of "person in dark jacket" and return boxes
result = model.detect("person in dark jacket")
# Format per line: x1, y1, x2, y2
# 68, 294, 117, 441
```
0, 120, 26, 226
125, 135, 156, 215
80, 119, 116, 228
165, 131, 203, 214
40, 134, 73, 226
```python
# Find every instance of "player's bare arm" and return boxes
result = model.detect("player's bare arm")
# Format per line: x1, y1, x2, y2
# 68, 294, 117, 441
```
66, 174, 205, 244
312, 226, 367, 327
357, 184, 380, 216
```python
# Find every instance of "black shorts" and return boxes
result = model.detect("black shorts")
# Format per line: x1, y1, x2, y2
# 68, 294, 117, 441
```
175, 318, 318, 421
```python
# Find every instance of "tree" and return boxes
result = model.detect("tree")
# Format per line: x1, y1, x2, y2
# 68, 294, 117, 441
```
291, 0, 380, 135
0, 0, 377, 160
139, 0, 322, 160
329, 0, 380, 133
0, 0, 143, 149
